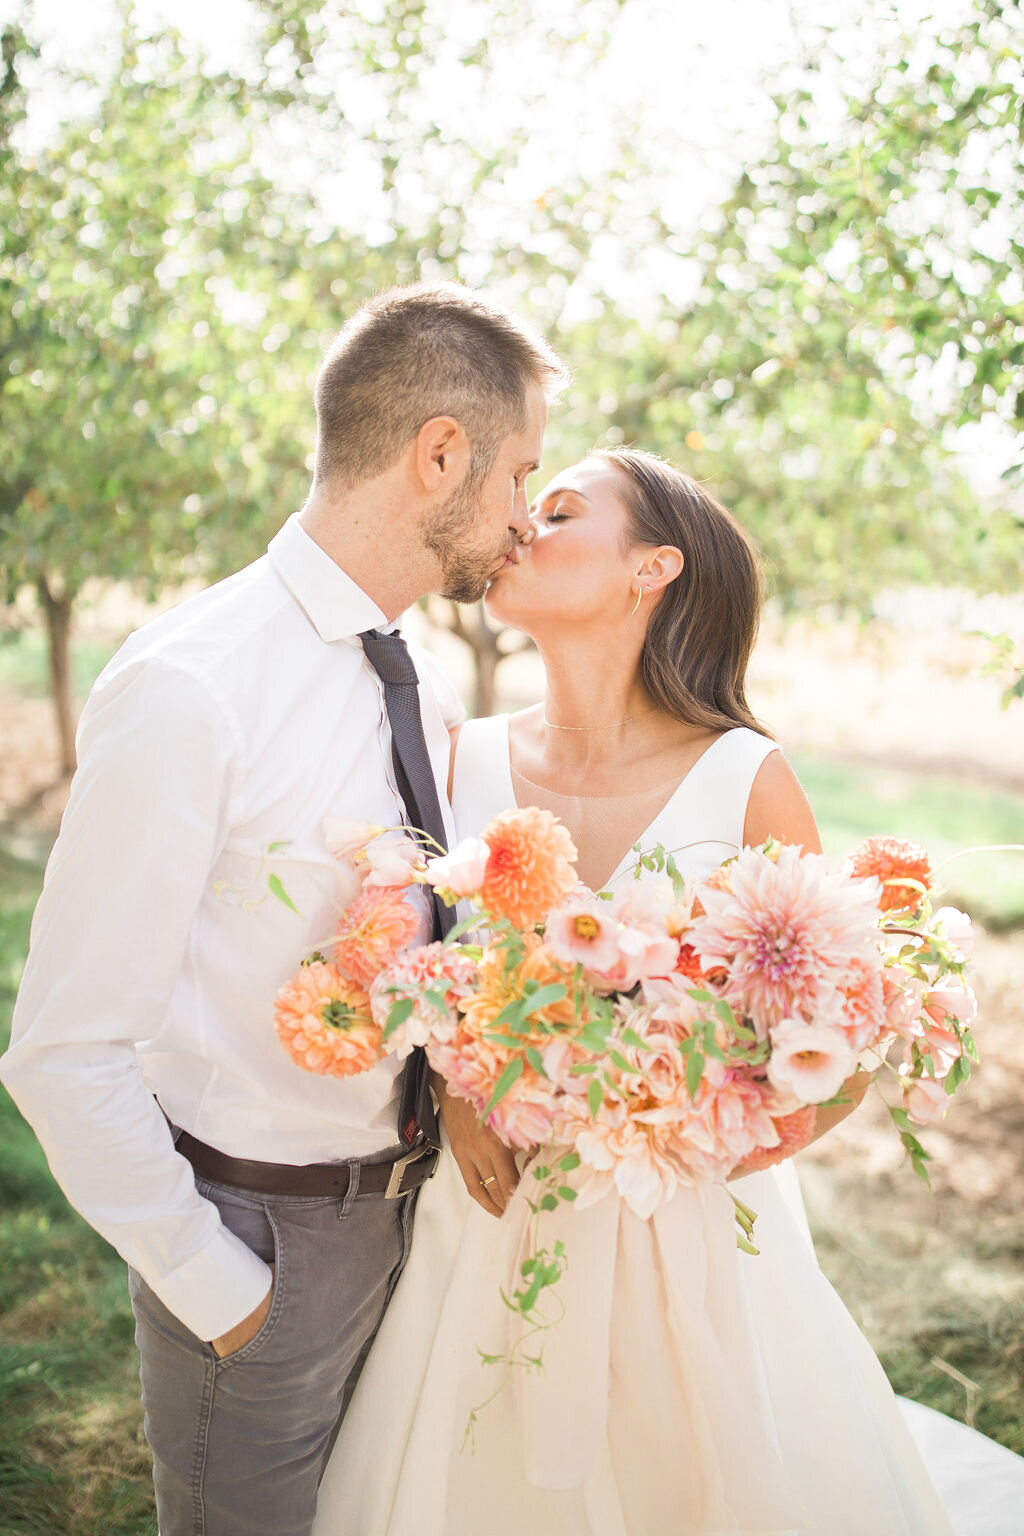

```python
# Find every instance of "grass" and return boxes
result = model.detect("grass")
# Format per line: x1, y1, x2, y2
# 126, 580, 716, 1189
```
793, 753, 1024, 930
800, 1153, 1024, 1458
0, 839, 156, 1536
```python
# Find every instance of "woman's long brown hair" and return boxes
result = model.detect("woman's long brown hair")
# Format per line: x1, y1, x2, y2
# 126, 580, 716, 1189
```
591, 448, 773, 738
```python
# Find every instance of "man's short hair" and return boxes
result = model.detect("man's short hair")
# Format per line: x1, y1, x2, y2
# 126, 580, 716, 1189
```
313, 282, 569, 487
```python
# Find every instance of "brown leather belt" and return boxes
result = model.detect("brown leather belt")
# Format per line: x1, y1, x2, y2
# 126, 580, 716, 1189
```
175, 1128, 439, 1200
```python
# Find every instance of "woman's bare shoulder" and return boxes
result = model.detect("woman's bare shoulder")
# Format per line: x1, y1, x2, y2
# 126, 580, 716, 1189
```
743, 748, 822, 854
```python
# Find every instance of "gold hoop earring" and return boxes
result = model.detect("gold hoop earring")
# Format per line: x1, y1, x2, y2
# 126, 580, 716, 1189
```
630, 586, 644, 617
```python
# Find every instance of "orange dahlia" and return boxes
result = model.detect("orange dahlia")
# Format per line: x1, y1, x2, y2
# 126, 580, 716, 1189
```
333, 886, 422, 988
846, 836, 933, 913
478, 806, 578, 928
460, 935, 579, 1043
274, 961, 380, 1078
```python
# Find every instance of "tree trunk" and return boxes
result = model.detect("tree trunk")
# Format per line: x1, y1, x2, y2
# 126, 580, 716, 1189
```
37, 576, 77, 777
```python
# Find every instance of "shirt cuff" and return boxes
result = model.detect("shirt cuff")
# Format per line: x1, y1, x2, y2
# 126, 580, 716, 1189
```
145, 1224, 274, 1342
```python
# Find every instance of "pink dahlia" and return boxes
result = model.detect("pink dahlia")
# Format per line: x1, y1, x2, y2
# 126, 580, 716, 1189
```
676, 1061, 782, 1181
693, 844, 880, 1032
372, 942, 477, 1059
333, 886, 422, 989
836, 951, 886, 1052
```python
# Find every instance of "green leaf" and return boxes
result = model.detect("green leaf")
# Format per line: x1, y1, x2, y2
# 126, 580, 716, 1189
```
268, 873, 300, 915
266, 840, 290, 853
559, 1151, 581, 1172
482, 1056, 524, 1119
442, 913, 485, 945
686, 1050, 705, 1099
539, 1193, 558, 1212
526, 1046, 548, 1077
557, 1185, 578, 1201
587, 1078, 604, 1118
608, 1049, 633, 1073
382, 997, 413, 1040
621, 1027, 648, 1050
522, 983, 568, 1014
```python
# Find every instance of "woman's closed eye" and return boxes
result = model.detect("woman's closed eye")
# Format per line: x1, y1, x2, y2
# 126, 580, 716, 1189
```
544, 512, 569, 524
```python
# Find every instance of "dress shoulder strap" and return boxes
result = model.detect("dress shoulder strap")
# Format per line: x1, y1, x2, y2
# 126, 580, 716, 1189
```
692, 726, 781, 858
639, 727, 781, 883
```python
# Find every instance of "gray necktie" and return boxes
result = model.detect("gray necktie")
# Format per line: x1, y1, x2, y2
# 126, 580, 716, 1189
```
360, 628, 454, 1148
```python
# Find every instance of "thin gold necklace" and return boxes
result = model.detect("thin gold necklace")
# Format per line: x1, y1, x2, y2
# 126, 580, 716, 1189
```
542, 705, 657, 731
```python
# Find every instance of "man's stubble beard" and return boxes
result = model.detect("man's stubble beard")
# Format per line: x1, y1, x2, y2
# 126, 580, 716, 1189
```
420, 475, 513, 605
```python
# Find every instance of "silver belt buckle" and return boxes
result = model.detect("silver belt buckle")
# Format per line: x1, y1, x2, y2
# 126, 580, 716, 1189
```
384, 1144, 434, 1199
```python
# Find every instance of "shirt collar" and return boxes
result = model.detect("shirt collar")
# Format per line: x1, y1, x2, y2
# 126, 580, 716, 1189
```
267, 513, 390, 643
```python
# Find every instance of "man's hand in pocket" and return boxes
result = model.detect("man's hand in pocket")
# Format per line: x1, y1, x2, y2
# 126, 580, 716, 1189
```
210, 1266, 275, 1359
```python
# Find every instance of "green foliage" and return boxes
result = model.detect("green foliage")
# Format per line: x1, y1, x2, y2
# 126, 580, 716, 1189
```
550, 0, 1024, 608
1, 16, 359, 599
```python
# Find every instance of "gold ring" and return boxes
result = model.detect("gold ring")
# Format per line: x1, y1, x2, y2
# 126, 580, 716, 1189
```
480, 1175, 497, 1187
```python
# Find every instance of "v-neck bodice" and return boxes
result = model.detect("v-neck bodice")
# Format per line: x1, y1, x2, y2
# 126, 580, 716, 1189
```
452, 714, 780, 890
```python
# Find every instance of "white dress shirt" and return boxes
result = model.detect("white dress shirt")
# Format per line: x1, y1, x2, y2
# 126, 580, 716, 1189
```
0, 514, 464, 1341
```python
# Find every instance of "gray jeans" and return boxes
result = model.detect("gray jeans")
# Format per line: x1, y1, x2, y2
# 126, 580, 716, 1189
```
129, 1146, 419, 1536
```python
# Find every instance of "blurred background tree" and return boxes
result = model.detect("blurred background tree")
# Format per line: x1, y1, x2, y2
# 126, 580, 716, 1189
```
1, 0, 1021, 754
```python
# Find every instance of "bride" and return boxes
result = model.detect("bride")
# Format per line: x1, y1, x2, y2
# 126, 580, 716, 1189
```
315, 450, 1016, 1534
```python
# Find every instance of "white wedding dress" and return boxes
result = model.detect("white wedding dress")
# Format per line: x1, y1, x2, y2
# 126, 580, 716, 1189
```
315, 719, 1024, 1536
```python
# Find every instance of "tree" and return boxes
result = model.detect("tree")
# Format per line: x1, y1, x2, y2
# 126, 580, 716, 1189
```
555, 0, 1024, 610
0, 0, 624, 750
0, 23, 330, 770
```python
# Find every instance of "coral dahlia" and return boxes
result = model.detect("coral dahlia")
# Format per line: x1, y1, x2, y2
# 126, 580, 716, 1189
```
333, 886, 422, 989
274, 961, 380, 1078
477, 806, 578, 928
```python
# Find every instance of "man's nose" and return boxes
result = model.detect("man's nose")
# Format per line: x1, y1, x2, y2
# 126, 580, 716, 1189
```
508, 484, 531, 540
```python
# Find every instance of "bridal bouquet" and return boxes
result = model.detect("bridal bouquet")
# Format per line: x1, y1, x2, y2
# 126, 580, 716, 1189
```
273, 811, 978, 1228
270, 810, 977, 1408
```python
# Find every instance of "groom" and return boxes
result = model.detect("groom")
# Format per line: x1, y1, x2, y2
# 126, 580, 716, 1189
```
0, 282, 567, 1534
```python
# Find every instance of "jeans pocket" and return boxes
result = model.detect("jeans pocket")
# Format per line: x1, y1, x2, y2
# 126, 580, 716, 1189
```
213, 1203, 285, 1370
196, 1178, 276, 1267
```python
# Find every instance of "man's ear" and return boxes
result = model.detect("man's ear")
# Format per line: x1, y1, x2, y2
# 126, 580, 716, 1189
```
413, 415, 472, 494
638, 545, 684, 592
